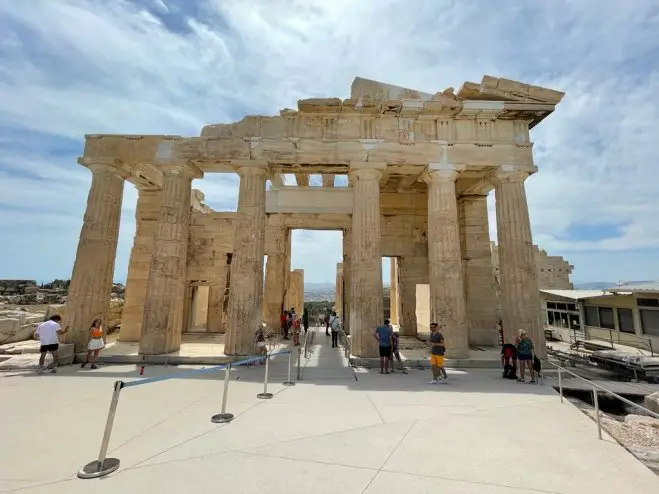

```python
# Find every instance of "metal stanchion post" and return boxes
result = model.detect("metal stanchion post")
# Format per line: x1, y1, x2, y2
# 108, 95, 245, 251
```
297, 347, 302, 381
78, 381, 124, 479
592, 385, 602, 440
558, 368, 563, 403
211, 364, 234, 423
283, 350, 295, 386
257, 354, 274, 399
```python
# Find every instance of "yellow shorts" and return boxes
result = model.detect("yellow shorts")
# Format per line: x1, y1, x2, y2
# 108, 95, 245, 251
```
430, 355, 444, 367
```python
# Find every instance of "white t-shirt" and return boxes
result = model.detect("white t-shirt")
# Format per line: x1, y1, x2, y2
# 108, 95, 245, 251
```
36, 320, 61, 345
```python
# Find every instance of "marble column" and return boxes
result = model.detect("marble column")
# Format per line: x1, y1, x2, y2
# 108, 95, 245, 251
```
342, 229, 352, 333
349, 167, 383, 358
225, 165, 267, 355
425, 166, 469, 358
139, 163, 200, 355
398, 257, 424, 337
65, 161, 126, 352
120, 186, 161, 342
207, 255, 228, 333
335, 262, 343, 317
459, 194, 499, 346
264, 222, 289, 330
389, 257, 399, 325
493, 168, 545, 356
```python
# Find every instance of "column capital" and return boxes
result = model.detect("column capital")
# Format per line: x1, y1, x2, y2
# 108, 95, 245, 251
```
78, 157, 130, 179
423, 163, 465, 184
160, 162, 203, 179
348, 162, 386, 181
232, 160, 269, 177
491, 165, 538, 185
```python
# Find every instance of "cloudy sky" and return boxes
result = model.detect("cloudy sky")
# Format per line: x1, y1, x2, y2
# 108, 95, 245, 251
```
1, 0, 658, 285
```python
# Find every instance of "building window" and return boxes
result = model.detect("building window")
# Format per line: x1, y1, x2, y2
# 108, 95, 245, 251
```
598, 307, 615, 329
585, 305, 599, 326
617, 308, 635, 334
569, 313, 581, 330
547, 302, 556, 309
638, 298, 659, 308
567, 303, 577, 311
641, 309, 659, 337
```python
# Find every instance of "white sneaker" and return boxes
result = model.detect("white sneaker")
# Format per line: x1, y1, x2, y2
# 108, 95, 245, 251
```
436, 378, 447, 384
427, 379, 437, 384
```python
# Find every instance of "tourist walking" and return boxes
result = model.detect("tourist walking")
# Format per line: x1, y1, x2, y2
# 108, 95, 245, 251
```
81, 318, 105, 369
428, 322, 447, 384
515, 329, 536, 383
389, 330, 407, 374
324, 312, 331, 335
329, 311, 341, 347
373, 319, 393, 374
280, 310, 289, 340
303, 309, 310, 333
255, 323, 267, 364
291, 308, 301, 346
34, 315, 69, 374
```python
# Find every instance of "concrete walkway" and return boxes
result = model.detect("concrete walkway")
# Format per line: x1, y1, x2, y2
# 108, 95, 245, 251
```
0, 327, 657, 493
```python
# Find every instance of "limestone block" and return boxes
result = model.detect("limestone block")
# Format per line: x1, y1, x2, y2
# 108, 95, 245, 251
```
645, 392, 659, 414
0, 318, 20, 344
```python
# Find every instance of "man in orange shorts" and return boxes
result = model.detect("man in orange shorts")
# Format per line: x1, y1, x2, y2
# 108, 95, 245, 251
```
428, 322, 447, 384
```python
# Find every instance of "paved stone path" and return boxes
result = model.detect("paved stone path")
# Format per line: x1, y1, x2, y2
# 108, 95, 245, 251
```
1, 327, 657, 493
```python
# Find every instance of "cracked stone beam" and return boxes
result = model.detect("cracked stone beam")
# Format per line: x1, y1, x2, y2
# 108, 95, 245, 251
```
322, 174, 334, 187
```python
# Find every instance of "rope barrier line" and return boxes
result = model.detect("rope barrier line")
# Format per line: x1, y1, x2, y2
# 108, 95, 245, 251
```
77, 347, 293, 480
122, 349, 291, 389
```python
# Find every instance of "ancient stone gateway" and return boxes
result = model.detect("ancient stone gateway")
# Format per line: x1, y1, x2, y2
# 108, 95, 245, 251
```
65, 76, 564, 359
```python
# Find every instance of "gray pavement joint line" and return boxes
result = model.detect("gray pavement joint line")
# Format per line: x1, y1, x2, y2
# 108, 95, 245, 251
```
105, 386, 215, 456
124, 419, 417, 473
356, 378, 387, 425
122, 383, 295, 472
361, 419, 417, 493
379, 468, 565, 494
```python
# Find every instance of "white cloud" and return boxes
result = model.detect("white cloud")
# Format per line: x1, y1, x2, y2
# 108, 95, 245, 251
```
1, 0, 658, 284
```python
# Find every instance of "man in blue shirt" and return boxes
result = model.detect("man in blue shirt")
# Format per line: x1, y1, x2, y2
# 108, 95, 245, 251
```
373, 319, 393, 374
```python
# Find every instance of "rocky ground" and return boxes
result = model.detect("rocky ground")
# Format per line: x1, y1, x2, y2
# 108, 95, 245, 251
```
572, 399, 659, 474
0, 279, 125, 350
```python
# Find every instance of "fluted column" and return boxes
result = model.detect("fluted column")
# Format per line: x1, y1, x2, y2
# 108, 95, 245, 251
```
390, 257, 399, 325
139, 163, 200, 355
335, 262, 343, 318
264, 220, 289, 330
425, 166, 469, 358
349, 166, 384, 357
225, 165, 267, 355
207, 255, 228, 333
493, 168, 544, 356
459, 194, 499, 346
342, 229, 352, 333
65, 161, 126, 351
120, 186, 161, 342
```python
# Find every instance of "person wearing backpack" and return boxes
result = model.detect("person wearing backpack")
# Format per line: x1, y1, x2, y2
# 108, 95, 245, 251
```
329, 311, 341, 347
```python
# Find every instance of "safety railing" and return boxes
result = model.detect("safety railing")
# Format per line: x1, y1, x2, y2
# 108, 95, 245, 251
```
296, 326, 316, 380
78, 348, 294, 480
542, 358, 659, 440
339, 328, 350, 359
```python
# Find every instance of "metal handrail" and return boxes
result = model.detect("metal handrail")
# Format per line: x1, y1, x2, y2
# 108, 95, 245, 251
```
542, 358, 659, 439
339, 328, 350, 359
